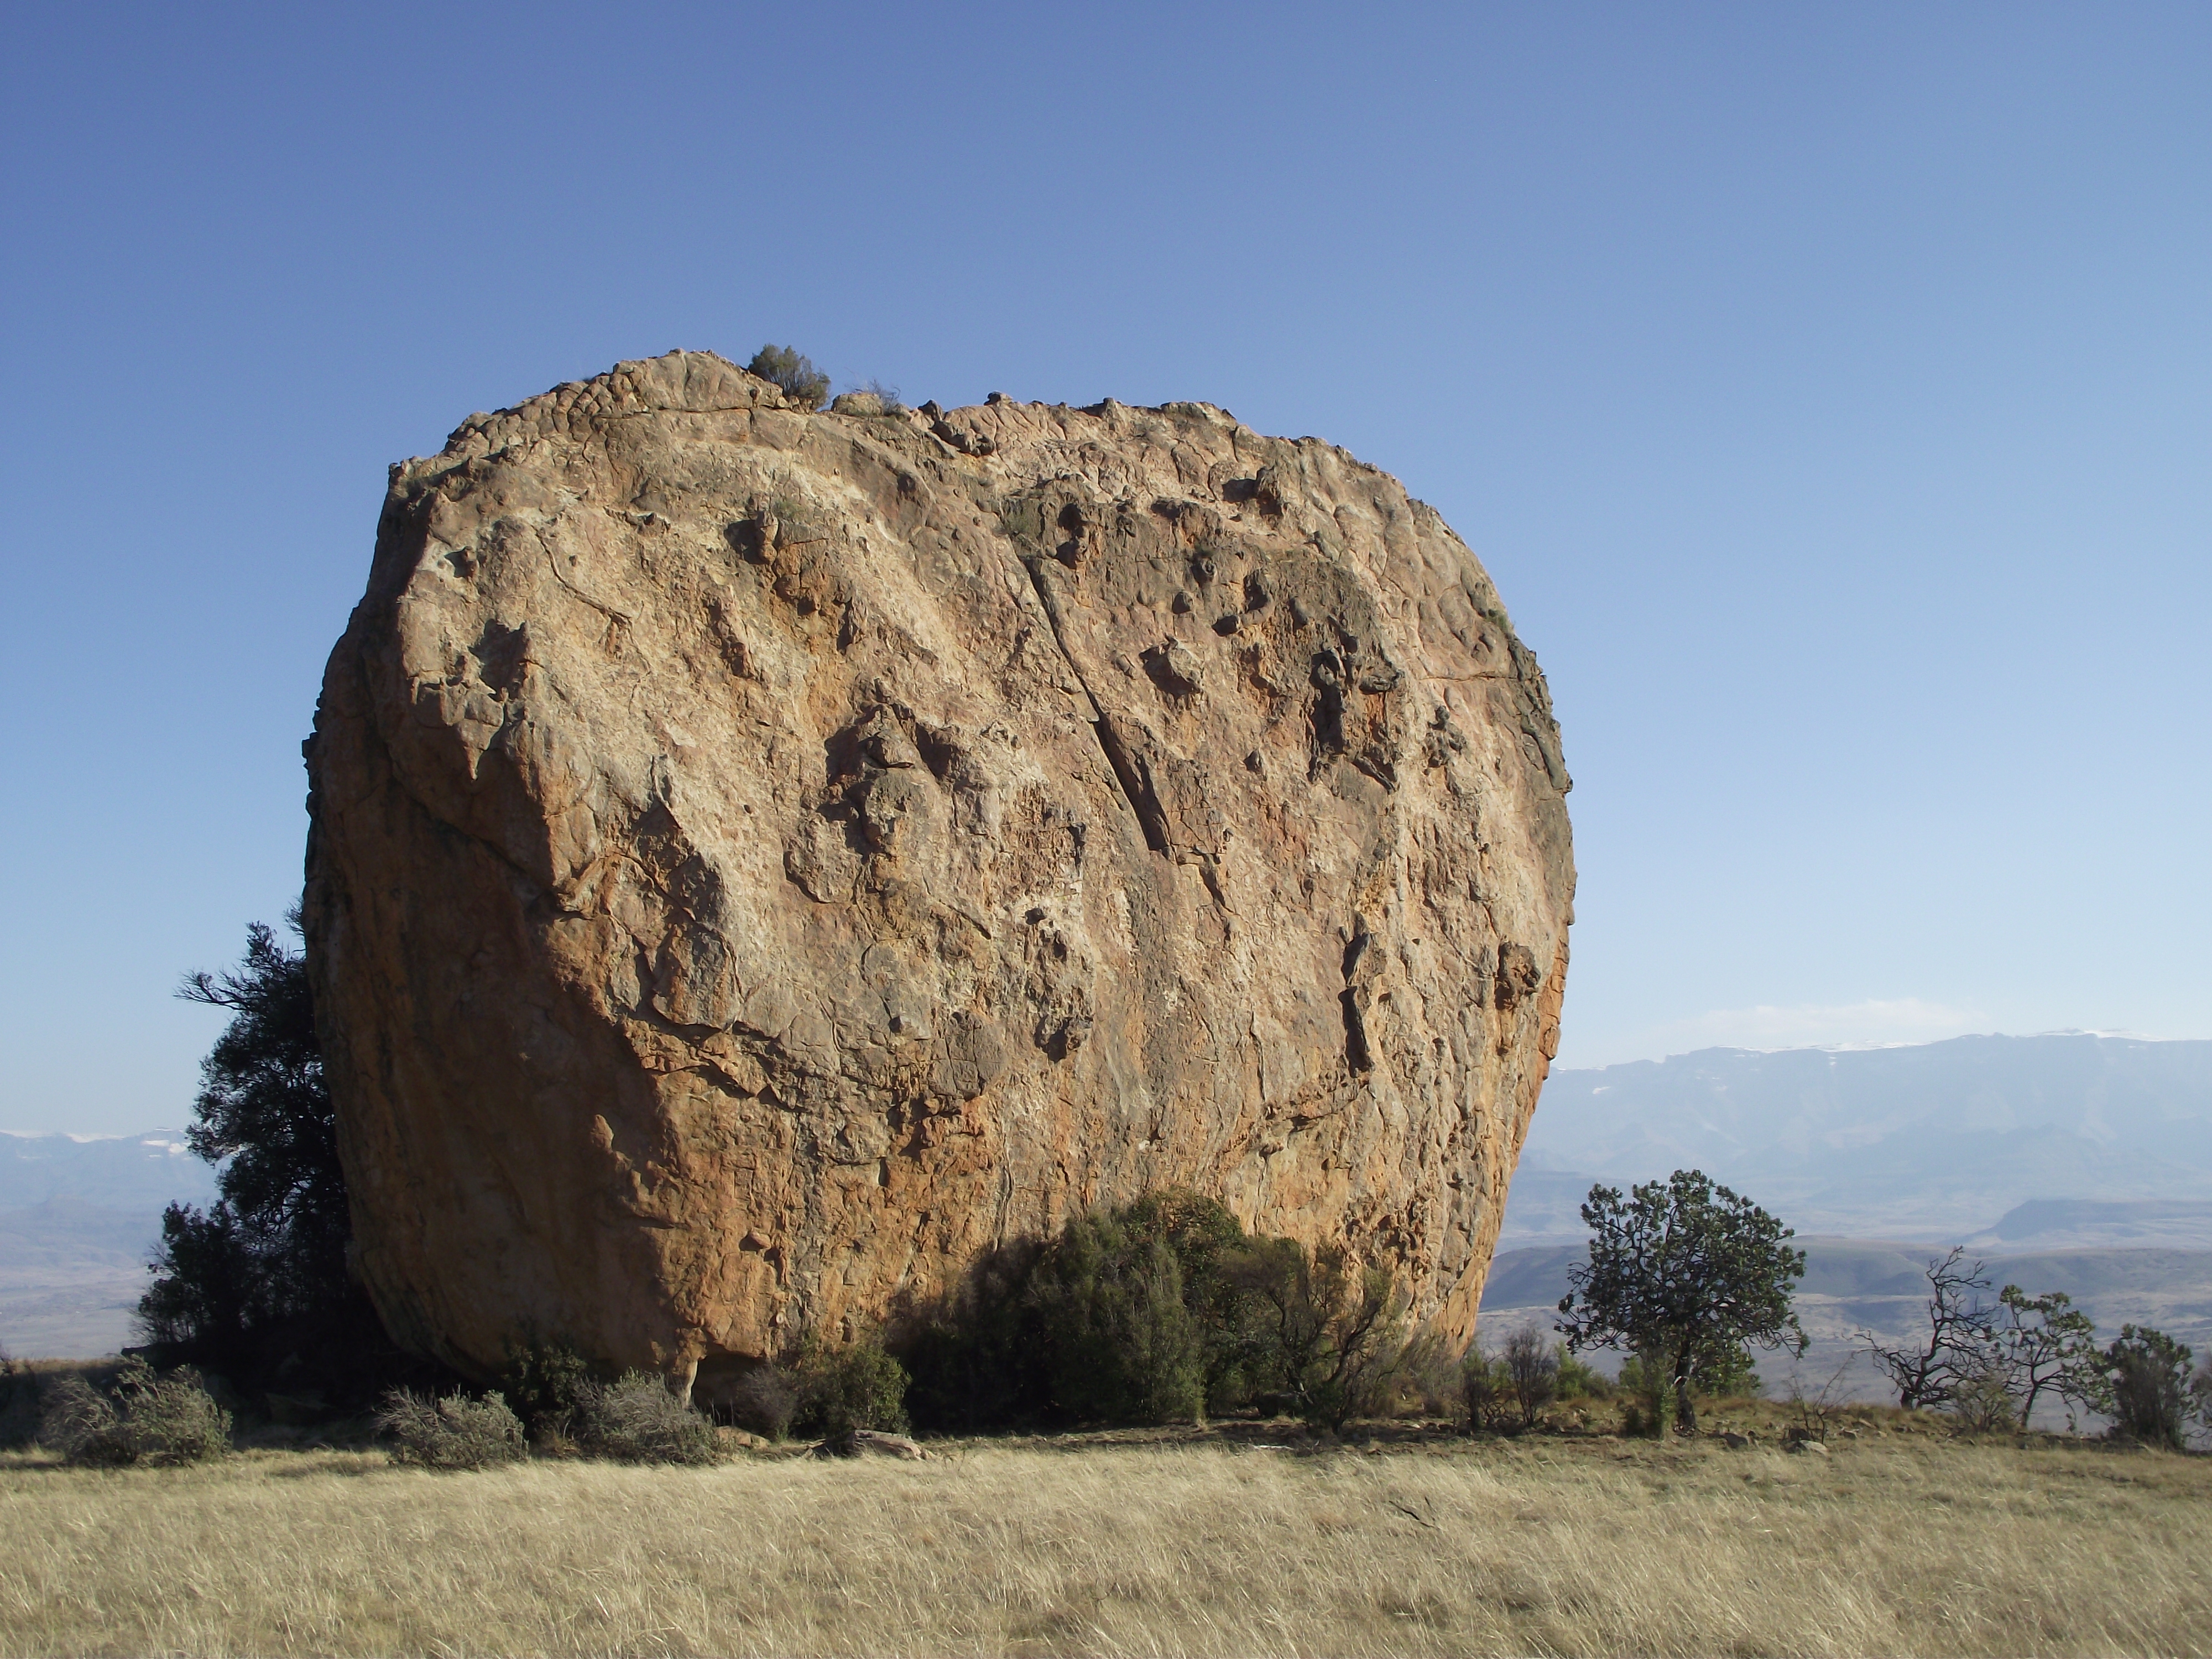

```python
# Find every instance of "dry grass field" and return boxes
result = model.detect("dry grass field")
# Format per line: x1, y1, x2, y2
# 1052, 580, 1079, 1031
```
2, 1426, 2206, 1658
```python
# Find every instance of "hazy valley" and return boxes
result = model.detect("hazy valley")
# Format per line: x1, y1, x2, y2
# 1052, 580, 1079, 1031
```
9, 1032, 2209, 1378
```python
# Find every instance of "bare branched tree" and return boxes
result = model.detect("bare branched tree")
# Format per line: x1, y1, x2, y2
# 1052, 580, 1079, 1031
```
1501, 1326, 1559, 1431
1860, 1246, 1999, 1411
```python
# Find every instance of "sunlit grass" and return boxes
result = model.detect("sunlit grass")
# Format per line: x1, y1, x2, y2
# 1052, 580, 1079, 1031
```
2, 1431, 2205, 1656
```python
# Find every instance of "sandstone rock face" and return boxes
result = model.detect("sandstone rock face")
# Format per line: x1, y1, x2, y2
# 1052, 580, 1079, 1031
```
304, 352, 1573, 1390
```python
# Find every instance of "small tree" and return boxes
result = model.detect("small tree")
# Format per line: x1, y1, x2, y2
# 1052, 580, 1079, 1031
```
1614, 1352, 1671, 1436
1227, 1238, 1405, 1432
1860, 1247, 2000, 1412
1501, 1325, 1559, 1430
1026, 1207, 1204, 1425
2089, 1326, 2195, 1450
139, 915, 358, 1369
1556, 1171, 1806, 1434
1994, 1286, 2100, 1430
1554, 1349, 1615, 1402
1461, 1350, 1514, 1432
747, 345, 831, 410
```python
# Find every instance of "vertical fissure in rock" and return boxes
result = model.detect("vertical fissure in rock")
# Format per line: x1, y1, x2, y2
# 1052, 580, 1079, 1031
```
1089, 709, 1172, 856
1016, 552, 1171, 857
1340, 924, 1374, 1073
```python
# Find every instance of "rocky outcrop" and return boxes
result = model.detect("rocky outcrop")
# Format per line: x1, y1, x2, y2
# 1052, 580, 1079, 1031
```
303, 351, 1573, 1392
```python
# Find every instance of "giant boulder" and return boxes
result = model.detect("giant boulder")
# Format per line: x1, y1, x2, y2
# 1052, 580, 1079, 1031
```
303, 352, 1573, 1390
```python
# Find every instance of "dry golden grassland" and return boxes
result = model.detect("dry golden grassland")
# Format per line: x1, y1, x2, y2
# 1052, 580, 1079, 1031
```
3, 1426, 2206, 1658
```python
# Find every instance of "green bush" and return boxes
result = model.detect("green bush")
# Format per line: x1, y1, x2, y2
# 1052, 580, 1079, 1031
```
791, 1336, 910, 1439
1027, 1208, 1205, 1426
1556, 1349, 1615, 1401
1126, 1190, 1280, 1413
1616, 1354, 1674, 1436
900, 1191, 1411, 1434
710, 1336, 910, 1442
376, 1387, 526, 1470
902, 1193, 1248, 1430
900, 1238, 1051, 1431
2099, 1326, 2195, 1450
575, 1371, 718, 1464
499, 1340, 592, 1441
747, 345, 831, 411
41, 1358, 231, 1467
1619, 1399, 1665, 1438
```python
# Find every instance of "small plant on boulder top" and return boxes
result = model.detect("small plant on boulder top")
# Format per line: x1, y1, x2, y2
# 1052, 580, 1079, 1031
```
747, 345, 831, 411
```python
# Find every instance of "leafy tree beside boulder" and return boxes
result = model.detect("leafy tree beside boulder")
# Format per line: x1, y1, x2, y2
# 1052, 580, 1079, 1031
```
138, 916, 351, 1365
1025, 1204, 1207, 1425
137, 914, 420, 1405
1556, 1170, 1807, 1434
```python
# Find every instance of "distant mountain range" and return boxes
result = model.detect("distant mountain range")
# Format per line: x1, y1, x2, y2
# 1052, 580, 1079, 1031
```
1503, 1032, 2212, 1245
0, 1131, 216, 1359
1488, 1033, 2212, 1400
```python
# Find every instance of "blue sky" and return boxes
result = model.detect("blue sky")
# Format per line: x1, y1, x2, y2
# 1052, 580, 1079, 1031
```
3, 3, 2206, 1134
